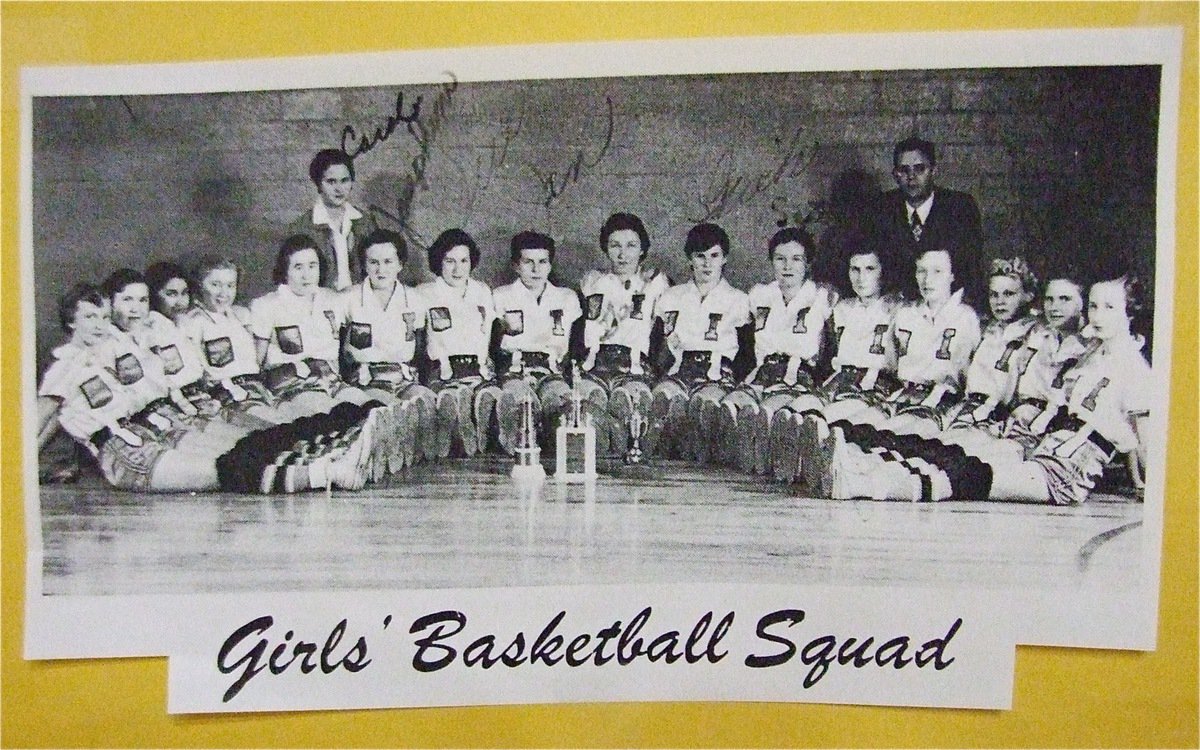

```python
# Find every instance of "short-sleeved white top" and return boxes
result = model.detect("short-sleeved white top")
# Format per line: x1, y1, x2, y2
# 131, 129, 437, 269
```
890, 290, 981, 387
830, 295, 899, 372
39, 340, 140, 444
416, 277, 495, 379
342, 281, 426, 366
963, 314, 1038, 402
493, 280, 581, 371
747, 279, 837, 383
654, 278, 751, 380
579, 269, 671, 371
1060, 335, 1151, 452
179, 304, 261, 380
249, 285, 346, 368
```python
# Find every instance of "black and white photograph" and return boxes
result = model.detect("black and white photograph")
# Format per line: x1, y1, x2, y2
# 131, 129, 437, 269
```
21, 29, 1179, 697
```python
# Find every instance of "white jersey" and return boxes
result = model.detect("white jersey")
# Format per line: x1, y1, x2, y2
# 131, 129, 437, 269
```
249, 285, 346, 369
963, 315, 1038, 402
180, 304, 261, 380
830, 295, 899, 372
890, 290, 981, 388
579, 269, 670, 374
1059, 335, 1151, 452
39, 340, 141, 443
1014, 322, 1089, 406
747, 279, 836, 384
417, 277, 495, 380
342, 281, 426, 366
140, 311, 206, 390
101, 325, 173, 411
655, 278, 750, 380
493, 280, 582, 371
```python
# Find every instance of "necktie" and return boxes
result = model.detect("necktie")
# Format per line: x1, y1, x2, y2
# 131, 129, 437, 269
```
910, 211, 923, 242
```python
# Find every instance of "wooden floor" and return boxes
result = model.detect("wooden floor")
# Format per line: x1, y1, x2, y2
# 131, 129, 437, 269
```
36, 458, 1144, 596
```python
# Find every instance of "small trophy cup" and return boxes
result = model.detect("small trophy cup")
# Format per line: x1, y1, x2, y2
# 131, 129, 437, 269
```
626, 409, 646, 464
555, 367, 597, 482
511, 395, 545, 481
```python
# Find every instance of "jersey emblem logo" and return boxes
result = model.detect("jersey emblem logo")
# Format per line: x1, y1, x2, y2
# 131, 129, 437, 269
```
322, 310, 338, 336
550, 309, 565, 335
994, 338, 1023, 372
80, 375, 113, 409
586, 294, 603, 321
754, 306, 770, 331
869, 323, 889, 355
704, 313, 722, 341
504, 310, 525, 335
792, 307, 810, 334
113, 352, 144, 385
662, 310, 678, 336
401, 313, 417, 342
935, 328, 957, 360
275, 325, 304, 355
630, 294, 645, 320
895, 328, 912, 357
154, 344, 184, 375
347, 321, 373, 349
428, 307, 452, 332
203, 337, 234, 368
1080, 377, 1110, 411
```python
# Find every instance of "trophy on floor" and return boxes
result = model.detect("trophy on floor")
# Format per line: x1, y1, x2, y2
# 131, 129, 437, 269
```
626, 409, 647, 464
555, 366, 597, 482
511, 395, 545, 481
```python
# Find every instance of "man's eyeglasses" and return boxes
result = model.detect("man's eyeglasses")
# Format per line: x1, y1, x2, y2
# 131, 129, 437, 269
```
894, 164, 931, 177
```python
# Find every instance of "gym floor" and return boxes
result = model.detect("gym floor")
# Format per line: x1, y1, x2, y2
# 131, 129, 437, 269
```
36, 457, 1144, 597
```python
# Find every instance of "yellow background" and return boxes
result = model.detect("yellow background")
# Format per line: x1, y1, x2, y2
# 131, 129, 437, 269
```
2, 2, 1196, 746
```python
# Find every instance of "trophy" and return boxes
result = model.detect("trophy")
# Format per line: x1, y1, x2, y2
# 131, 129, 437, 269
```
555, 366, 597, 482
510, 395, 545, 481
626, 409, 647, 464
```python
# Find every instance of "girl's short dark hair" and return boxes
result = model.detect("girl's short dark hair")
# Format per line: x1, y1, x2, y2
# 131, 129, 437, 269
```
144, 261, 190, 315
58, 283, 105, 332
683, 222, 730, 258
308, 149, 355, 184
427, 228, 480, 276
510, 230, 556, 264
272, 234, 327, 287
599, 213, 650, 258
767, 226, 815, 259
100, 268, 147, 301
357, 228, 408, 270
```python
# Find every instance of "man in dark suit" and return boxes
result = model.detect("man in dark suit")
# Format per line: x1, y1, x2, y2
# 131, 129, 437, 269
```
871, 137, 984, 307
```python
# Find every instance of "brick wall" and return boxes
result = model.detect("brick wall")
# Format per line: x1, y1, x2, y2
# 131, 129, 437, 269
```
31, 65, 1159, 368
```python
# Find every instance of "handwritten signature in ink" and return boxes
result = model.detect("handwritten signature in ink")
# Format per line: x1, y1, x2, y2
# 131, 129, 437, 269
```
694, 127, 818, 222
365, 75, 459, 246
530, 96, 615, 209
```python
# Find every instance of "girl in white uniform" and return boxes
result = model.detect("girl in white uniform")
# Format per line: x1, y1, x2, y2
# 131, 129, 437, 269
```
831, 274, 1149, 505
491, 231, 582, 455
37, 285, 372, 493
251, 235, 401, 484
416, 228, 501, 459
807, 246, 980, 497
342, 229, 436, 470
718, 227, 836, 475
771, 249, 901, 484
646, 222, 752, 462
577, 213, 671, 457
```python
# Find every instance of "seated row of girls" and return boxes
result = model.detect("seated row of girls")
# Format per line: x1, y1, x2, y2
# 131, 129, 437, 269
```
819, 267, 1149, 504
37, 277, 381, 494
154, 241, 422, 478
